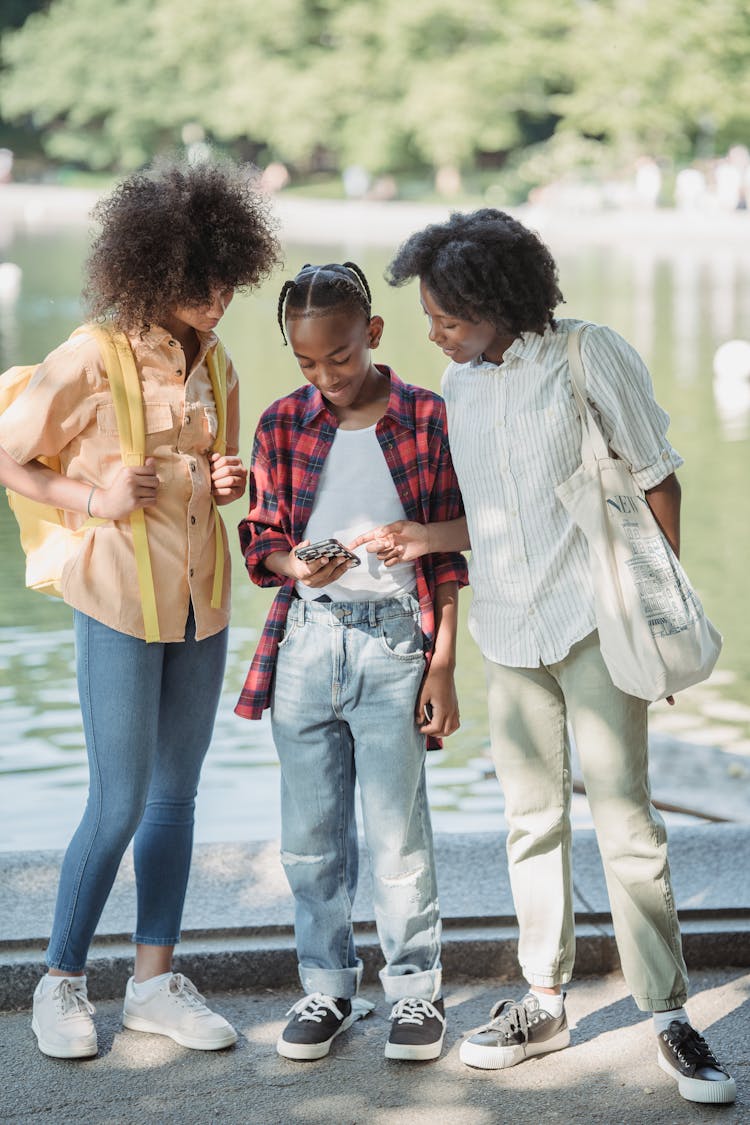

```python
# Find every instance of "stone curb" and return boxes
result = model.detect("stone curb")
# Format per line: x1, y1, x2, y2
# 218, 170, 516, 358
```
3, 911, 750, 1012
3, 826, 749, 1011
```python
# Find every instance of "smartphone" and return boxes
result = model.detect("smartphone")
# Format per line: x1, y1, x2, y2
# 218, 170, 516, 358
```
294, 538, 361, 566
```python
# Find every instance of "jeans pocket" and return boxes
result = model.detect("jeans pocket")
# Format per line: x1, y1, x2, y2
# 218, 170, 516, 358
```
277, 617, 301, 650
377, 613, 424, 661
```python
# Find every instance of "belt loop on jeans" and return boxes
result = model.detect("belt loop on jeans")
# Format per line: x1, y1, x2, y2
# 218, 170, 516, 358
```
368, 601, 377, 628
290, 588, 304, 624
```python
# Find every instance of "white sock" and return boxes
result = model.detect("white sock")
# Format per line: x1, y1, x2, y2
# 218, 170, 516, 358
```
529, 989, 565, 1017
130, 971, 173, 998
652, 1007, 688, 1035
40, 973, 86, 995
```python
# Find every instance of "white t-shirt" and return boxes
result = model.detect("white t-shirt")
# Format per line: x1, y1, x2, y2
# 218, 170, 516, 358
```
296, 423, 417, 602
442, 318, 683, 667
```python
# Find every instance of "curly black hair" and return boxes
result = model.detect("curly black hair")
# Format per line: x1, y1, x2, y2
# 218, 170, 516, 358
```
386, 208, 563, 337
84, 155, 281, 329
277, 261, 372, 345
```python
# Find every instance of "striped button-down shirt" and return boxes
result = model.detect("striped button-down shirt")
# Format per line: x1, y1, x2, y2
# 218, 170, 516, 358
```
235, 366, 468, 722
441, 318, 683, 668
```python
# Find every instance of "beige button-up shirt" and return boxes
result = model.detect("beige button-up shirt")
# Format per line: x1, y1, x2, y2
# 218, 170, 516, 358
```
0, 324, 239, 641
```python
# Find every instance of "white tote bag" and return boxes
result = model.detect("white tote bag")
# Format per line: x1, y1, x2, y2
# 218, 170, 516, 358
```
555, 324, 722, 702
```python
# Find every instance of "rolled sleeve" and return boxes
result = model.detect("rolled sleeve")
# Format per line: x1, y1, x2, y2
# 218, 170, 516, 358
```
582, 325, 683, 490
632, 446, 684, 492
238, 440, 291, 588
433, 553, 469, 589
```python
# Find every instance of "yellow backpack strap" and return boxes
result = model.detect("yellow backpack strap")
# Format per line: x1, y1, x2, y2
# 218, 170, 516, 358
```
81, 323, 161, 643
207, 341, 227, 456
207, 341, 227, 609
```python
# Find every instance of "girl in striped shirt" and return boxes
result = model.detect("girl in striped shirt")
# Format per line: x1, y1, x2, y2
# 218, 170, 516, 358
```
353, 209, 735, 1106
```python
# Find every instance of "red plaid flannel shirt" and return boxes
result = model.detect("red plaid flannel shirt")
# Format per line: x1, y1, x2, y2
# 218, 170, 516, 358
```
235, 366, 468, 732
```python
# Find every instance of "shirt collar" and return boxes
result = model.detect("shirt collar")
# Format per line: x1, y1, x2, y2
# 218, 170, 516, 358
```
298, 365, 411, 431
129, 324, 218, 363
470, 326, 551, 369
379, 365, 413, 430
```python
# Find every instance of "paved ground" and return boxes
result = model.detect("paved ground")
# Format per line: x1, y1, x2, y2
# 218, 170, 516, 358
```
1, 967, 747, 1124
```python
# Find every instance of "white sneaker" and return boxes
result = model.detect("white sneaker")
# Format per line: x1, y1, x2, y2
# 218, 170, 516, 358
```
122, 973, 237, 1051
32, 976, 98, 1059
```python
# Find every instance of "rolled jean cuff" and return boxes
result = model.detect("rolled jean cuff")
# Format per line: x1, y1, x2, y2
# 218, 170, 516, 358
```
132, 933, 181, 947
379, 966, 442, 1003
300, 960, 363, 1000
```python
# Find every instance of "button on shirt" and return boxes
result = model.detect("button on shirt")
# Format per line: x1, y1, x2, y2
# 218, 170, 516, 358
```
441, 319, 683, 668
0, 325, 239, 641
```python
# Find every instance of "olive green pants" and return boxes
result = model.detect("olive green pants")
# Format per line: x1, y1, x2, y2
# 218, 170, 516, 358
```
484, 630, 688, 1012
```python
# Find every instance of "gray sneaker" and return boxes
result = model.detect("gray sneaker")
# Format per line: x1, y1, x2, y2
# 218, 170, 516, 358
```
277, 993, 355, 1060
459, 993, 570, 1070
657, 1020, 736, 1104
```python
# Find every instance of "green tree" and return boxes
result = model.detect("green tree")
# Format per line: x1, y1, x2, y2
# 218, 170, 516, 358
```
2, 0, 750, 179
553, 0, 750, 164
2, 0, 176, 168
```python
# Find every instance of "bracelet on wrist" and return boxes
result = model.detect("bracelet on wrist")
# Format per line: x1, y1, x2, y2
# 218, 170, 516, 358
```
86, 485, 98, 519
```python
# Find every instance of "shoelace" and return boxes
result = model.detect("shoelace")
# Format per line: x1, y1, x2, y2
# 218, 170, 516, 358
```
167, 973, 209, 1011
663, 1021, 726, 1075
477, 998, 532, 1040
389, 998, 445, 1026
54, 979, 95, 1018
286, 992, 345, 1024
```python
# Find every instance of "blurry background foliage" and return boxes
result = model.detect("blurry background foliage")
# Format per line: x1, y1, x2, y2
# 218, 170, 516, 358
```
1, 0, 749, 200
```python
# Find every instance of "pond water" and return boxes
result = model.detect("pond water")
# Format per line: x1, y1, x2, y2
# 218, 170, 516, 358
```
1, 204, 750, 850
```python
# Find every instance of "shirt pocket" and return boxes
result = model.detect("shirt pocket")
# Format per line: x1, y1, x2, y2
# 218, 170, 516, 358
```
510, 401, 579, 486
96, 400, 174, 436
96, 401, 175, 480
192, 401, 218, 453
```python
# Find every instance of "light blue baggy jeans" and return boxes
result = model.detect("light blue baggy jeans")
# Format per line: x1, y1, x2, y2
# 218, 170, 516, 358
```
45, 606, 228, 972
271, 593, 442, 1003
484, 629, 689, 1012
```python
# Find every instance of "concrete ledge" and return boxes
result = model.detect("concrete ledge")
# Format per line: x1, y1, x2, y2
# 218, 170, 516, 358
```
2, 826, 749, 1010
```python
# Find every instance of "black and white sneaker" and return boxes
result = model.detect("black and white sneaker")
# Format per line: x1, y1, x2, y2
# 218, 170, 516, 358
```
385, 997, 446, 1061
459, 993, 570, 1070
657, 1020, 736, 1104
276, 992, 355, 1060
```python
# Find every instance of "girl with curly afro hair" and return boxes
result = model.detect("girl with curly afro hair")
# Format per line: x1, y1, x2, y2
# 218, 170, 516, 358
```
0, 155, 281, 1060
386, 207, 562, 340
350, 209, 734, 1107
85, 155, 279, 334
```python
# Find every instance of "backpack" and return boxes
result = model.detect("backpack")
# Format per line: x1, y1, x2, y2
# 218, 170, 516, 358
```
1, 323, 228, 643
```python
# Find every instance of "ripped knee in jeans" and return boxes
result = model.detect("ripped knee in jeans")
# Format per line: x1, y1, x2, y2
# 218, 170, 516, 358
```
280, 850, 326, 866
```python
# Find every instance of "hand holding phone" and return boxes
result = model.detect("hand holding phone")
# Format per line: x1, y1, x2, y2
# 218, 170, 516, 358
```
294, 538, 361, 566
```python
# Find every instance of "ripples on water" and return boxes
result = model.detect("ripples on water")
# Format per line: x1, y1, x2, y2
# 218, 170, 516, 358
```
0, 621, 524, 850
3, 606, 749, 851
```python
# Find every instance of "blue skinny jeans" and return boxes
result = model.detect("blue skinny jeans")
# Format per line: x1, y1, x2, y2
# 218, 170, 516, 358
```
45, 606, 227, 972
